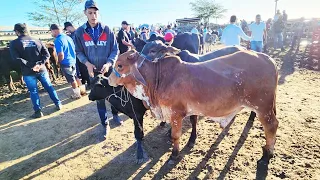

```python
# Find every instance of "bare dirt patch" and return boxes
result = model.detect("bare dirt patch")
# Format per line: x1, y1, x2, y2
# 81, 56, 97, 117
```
0, 48, 320, 180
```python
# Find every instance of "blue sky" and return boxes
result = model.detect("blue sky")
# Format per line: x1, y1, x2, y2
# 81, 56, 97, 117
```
0, 0, 319, 29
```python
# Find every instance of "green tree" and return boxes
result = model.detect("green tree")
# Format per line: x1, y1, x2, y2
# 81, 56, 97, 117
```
27, 0, 85, 27
190, 0, 227, 25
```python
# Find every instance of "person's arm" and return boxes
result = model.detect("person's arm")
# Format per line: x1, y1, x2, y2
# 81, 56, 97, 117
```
107, 31, 119, 64
121, 31, 133, 47
9, 41, 35, 68
247, 24, 252, 36
54, 39, 64, 63
263, 23, 267, 41
220, 29, 226, 45
101, 31, 119, 74
74, 30, 89, 65
238, 26, 251, 41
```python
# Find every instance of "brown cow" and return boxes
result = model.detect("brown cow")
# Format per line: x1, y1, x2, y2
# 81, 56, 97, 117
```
108, 49, 279, 165
46, 42, 60, 81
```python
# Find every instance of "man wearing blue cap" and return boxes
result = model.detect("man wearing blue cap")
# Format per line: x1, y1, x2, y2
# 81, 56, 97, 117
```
74, 0, 122, 139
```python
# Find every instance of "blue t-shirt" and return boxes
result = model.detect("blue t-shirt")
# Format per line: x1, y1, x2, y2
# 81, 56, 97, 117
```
54, 34, 76, 66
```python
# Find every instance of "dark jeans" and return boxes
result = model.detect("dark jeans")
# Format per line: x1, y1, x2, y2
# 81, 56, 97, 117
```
76, 59, 90, 85
90, 76, 118, 127
96, 99, 119, 127
23, 71, 61, 111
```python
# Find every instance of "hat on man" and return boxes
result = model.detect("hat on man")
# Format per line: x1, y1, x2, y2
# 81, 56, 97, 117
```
13, 23, 27, 33
85, 0, 98, 10
121, 21, 130, 25
63, 22, 73, 30
50, 24, 60, 31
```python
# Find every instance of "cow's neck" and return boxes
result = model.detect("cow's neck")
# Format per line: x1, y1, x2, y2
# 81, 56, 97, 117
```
138, 60, 159, 108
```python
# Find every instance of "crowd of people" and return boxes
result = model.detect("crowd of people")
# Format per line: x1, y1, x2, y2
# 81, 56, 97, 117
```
8, 0, 294, 139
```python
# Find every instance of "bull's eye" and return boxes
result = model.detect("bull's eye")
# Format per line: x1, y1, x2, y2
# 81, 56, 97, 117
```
117, 64, 123, 69
150, 50, 156, 53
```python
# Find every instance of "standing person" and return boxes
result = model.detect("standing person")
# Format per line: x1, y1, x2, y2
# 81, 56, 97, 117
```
273, 10, 281, 23
129, 27, 135, 44
283, 10, 288, 23
273, 16, 285, 51
117, 21, 134, 54
10, 23, 62, 118
140, 27, 149, 42
50, 24, 85, 99
64, 21, 90, 87
221, 15, 252, 46
74, 0, 122, 139
248, 14, 267, 52
165, 25, 176, 35
191, 25, 199, 34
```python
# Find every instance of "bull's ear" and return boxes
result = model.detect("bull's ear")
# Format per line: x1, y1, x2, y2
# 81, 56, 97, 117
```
130, 65, 147, 86
165, 46, 180, 55
127, 51, 138, 61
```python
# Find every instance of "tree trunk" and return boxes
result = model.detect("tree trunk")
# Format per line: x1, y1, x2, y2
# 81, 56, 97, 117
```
52, 0, 61, 26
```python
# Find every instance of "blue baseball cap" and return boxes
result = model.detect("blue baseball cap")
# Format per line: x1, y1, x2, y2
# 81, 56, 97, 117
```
85, 0, 98, 10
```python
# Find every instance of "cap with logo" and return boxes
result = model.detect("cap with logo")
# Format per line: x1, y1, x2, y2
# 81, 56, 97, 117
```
85, 0, 99, 10
63, 22, 73, 30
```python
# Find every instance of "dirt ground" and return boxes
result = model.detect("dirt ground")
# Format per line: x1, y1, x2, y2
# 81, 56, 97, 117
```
0, 46, 320, 180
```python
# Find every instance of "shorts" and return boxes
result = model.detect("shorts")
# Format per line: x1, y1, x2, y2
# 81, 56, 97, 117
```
250, 41, 263, 52
61, 65, 77, 83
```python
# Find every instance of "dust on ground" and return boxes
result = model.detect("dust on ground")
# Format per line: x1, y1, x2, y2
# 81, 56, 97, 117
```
0, 47, 319, 180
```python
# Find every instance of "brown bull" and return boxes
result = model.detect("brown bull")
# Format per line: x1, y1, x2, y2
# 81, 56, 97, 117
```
108, 48, 279, 164
45, 42, 60, 81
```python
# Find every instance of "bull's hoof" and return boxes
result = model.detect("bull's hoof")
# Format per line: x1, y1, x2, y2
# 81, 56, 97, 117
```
167, 155, 178, 165
136, 141, 145, 163
136, 158, 144, 164
259, 146, 274, 164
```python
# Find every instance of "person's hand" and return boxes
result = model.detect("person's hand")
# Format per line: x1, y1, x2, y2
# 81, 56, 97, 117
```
32, 64, 41, 72
85, 62, 96, 77
100, 62, 112, 75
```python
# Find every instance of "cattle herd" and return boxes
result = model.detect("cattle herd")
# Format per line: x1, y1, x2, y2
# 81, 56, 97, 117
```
0, 28, 302, 169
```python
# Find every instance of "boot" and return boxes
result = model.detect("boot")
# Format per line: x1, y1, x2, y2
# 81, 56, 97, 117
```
30, 110, 44, 119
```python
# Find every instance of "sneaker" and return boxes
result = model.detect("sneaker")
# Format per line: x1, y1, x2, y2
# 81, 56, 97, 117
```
71, 93, 81, 99
30, 110, 44, 119
102, 124, 111, 139
113, 114, 123, 125
56, 104, 62, 111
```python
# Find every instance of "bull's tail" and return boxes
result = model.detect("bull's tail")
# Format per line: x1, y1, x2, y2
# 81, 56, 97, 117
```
258, 53, 278, 116
273, 60, 279, 116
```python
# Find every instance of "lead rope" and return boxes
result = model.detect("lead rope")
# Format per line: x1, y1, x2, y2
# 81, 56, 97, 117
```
106, 87, 130, 107
129, 94, 144, 132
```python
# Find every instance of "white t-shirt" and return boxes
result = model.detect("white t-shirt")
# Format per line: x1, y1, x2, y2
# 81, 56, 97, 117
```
249, 22, 266, 41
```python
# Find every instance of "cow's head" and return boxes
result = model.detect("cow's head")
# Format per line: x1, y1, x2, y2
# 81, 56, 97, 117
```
108, 49, 146, 90
141, 40, 180, 61
88, 73, 110, 101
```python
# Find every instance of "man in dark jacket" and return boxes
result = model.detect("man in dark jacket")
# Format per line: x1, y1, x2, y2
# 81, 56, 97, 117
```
74, 0, 122, 139
117, 21, 134, 54
10, 23, 62, 118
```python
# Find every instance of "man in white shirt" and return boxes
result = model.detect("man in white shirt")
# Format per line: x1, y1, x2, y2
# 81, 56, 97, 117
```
248, 14, 267, 52
221, 15, 251, 46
